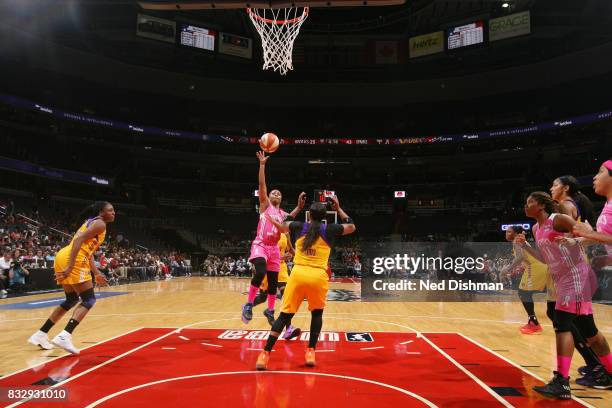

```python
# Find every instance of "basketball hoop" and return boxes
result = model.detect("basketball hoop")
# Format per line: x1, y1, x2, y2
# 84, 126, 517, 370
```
246, 7, 309, 75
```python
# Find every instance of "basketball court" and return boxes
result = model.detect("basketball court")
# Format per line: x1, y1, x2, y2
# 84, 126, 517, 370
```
1, 278, 611, 407
0, 0, 611, 407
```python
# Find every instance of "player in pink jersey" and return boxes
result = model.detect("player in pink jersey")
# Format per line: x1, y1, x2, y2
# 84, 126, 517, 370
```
574, 160, 612, 251
572, 160, 612, 389
549, 175, 603, 384
517, 192, 612, 398
241, 151, 306, 325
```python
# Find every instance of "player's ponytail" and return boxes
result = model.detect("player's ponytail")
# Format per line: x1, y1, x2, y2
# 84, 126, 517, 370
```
302, 203, 327, 252
573, 191, 595, 225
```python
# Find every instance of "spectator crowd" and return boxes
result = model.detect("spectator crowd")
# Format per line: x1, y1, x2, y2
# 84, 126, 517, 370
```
1, 199, 191, 296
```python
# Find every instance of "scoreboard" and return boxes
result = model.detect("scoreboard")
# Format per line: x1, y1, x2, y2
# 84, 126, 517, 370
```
447, 21, 484, 50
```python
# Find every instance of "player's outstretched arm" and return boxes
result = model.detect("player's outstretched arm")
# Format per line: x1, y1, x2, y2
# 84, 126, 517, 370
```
331, 195, 356, 235
574, 222, 612, 245
257, 151, 270, 213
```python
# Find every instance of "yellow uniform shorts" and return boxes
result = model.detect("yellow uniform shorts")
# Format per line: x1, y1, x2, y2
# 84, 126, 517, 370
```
281, 264, 329, 313
54, 248, 91, 285
279, 262, 289, 283
518, 264, 548, 292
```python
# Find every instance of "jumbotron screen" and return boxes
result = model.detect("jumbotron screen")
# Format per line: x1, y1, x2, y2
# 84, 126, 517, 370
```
179, 24, 216, 51
446, 21, 484, 50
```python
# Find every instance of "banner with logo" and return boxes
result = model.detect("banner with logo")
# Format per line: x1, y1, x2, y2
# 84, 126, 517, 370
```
409, 31, 444, 58
1, 93, 611, 146
136, 14, 176, 44
0, 156, 113, 187
489, 10, 531, 42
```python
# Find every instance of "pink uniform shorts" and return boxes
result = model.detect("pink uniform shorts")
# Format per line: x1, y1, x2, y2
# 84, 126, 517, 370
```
249, 242, 281, 273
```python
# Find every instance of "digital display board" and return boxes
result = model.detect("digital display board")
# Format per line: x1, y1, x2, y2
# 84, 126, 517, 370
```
180, 24, 215, 51
447, 21, 484, 50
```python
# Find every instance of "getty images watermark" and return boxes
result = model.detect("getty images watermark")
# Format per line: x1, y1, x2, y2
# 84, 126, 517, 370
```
360, 242, 520, 302
370, 253, 500, 291
359, 241, 608, 302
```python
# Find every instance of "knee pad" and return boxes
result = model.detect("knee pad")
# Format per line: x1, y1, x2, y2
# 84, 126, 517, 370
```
575, 316, 598, 339
266, 272, 278, 295
79, 288, 97, 310
554, 312, 574, 333
251, 258, 267, 274
250, 258, 267, 286
60, 291, 79, 311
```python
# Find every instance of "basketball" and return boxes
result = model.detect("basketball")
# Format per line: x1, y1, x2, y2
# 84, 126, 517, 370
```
259, 132, 279, 153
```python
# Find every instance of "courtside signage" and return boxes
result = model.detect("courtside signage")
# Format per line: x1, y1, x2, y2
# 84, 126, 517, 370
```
489, 11, 531, 42
409, 31, 444, 58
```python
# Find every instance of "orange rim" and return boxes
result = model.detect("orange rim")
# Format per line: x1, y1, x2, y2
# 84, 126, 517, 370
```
246, 7, 309, 25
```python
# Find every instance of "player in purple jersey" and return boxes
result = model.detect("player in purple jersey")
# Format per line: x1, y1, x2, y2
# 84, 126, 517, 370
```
550, 175, 596, 225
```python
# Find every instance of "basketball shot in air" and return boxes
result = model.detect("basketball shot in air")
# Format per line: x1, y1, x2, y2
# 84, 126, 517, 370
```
259, 132, 280, 153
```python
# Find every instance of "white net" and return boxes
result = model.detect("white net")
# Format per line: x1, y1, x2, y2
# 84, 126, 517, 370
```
247, 7, 309, 75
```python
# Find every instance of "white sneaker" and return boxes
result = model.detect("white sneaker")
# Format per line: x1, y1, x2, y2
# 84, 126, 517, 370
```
51, 330, 80, 354
28, 330, 54, 350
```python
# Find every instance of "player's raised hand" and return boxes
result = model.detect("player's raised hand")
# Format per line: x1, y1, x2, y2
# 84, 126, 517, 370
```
330, 195, 340, 211
297, 192, 307, 209
256, 151, 269, 165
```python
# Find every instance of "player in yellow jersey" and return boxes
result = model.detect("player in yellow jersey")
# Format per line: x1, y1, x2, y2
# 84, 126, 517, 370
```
256, 196, 355, 370
501, 225, 550, 334
28, 202, 115, 354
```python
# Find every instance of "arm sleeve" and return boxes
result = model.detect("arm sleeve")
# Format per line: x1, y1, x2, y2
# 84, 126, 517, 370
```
326, 224, 345, 243
289, 221, 303, 239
